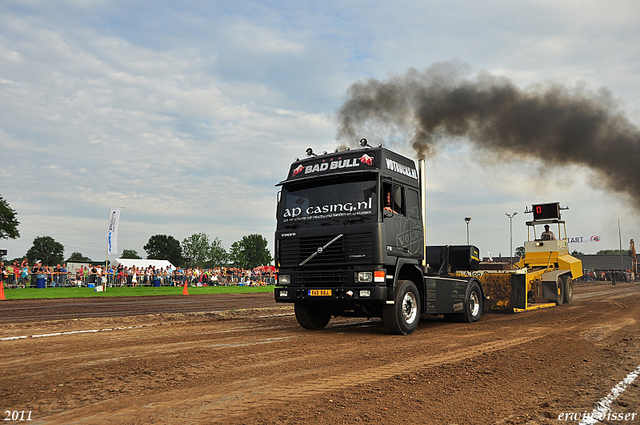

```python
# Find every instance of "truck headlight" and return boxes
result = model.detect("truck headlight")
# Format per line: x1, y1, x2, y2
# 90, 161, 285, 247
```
357, 272, 373, 283
278, 274, 291, 285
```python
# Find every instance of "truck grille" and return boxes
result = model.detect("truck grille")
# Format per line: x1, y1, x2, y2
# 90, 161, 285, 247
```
279, 233, 373, 267
294, 270, 350, 287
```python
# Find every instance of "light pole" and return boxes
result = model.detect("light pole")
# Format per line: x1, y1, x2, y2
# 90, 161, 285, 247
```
465, 217, 473, 245
506, 212, 518, 265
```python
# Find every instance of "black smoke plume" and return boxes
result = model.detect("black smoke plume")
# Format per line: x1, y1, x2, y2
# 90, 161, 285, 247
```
336, 62, 640, 206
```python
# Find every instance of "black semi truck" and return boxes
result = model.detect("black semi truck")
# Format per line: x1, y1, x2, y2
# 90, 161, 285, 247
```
273, 139, 483, 335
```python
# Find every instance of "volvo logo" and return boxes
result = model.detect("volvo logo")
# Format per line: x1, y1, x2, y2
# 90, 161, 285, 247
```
299, 234, 344, 266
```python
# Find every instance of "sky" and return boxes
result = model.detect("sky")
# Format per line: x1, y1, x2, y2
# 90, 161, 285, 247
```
2, 0, 640, 262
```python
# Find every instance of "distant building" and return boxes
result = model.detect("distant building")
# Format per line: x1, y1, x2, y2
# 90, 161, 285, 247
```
575, 254, 632, 272
481, 255, 519, 263
480, 255, 519, 270
481, 254, 633, 273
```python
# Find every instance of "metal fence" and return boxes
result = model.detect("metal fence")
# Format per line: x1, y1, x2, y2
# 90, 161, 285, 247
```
2, 271, 276, 288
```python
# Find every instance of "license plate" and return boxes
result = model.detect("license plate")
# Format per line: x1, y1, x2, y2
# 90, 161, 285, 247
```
308, 289, 332, 296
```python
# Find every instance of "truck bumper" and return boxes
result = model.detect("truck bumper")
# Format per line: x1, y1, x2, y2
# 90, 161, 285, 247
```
274, 286, 388, 304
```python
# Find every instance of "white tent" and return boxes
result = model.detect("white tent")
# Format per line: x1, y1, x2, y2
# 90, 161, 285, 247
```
113, 258, 175, 270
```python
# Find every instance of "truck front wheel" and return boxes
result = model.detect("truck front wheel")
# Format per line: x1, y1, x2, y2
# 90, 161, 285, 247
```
294, 303, 331, 330
383, 280, 420, 335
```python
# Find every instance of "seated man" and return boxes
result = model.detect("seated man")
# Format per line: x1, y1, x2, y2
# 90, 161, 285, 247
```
383, 189, 399, 214
541, 224, 555, 241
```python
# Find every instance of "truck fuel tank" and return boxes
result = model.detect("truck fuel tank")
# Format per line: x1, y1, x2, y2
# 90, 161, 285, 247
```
426, 245, 480, 273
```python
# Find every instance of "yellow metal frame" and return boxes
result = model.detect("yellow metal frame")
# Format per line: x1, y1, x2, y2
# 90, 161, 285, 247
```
458, 202, 583, 313
514, 302, 555, 312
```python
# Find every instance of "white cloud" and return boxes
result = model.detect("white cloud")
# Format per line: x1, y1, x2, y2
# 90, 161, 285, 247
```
1, 0, 639, 261
223, 18, 306, 55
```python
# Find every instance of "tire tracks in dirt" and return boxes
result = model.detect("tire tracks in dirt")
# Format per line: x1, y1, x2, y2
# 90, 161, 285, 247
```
10, 283, 640, 424
37, 334, 545, 424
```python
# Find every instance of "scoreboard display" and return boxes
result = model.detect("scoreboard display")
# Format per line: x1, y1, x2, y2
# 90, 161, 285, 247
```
532, 202, 560, 220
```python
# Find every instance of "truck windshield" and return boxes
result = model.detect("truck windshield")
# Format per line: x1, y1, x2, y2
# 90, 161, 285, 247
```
279, 175, 377, 224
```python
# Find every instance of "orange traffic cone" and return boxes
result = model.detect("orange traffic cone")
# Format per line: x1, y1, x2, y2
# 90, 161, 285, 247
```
0, 282, 5, 300
182, 281, 189, 295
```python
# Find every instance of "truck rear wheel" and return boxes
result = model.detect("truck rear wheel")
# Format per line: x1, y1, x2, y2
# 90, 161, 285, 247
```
383, 280, 420, 335
294, 303, 331, 330
562, 276, 574, 303
455, 280, 483, 323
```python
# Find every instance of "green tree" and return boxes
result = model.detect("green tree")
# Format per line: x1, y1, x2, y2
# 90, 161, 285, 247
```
182, 233, 228, 268
120, 249, 142, 259
597, 249, 630, 256
228, 241, 243, 268
0, 195, 20, 240
229, 234, 272, 269
67, 252, 91, 262
182, 232, 212, 268
26, 236, 64, 265
571, 250, 584, 255
209, 236, 228, 268
514, 246, 525, 258
144, 234, 183, 267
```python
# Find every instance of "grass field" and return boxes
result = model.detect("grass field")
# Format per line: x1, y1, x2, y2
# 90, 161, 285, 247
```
1, 285, 274, 300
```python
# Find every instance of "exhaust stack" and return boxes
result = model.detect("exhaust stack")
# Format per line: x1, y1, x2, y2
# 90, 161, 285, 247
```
419, 158, 427, 267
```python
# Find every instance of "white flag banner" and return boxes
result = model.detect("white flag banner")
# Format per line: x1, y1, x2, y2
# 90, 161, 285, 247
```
567, 235, 601, 244
107, 208, 121, 255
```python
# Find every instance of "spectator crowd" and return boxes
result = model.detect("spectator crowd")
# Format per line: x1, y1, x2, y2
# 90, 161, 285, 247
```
577, 270, 636, 283
0, 259, 275, 289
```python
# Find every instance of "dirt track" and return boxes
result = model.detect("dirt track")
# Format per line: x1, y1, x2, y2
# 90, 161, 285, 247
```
0, 293, 277, 323
1, 282, 639, 424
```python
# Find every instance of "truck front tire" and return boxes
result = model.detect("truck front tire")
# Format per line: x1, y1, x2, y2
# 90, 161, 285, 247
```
383, 280, 420, 335
295, 303, 331, 330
